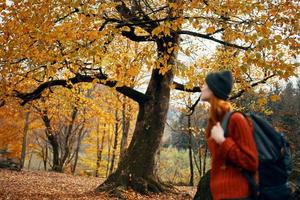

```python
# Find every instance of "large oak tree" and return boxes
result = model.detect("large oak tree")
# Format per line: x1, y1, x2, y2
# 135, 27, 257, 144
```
0, 0, 299, 194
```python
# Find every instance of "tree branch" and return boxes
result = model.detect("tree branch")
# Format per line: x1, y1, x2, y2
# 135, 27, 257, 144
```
14, 73, 151, 106
173, 81, 201, 92
174, 74, 276, 114
177, 30, 252, 51
54, 8, 80, 23
229, 74, 276, 100
187, 95, 202, 116
174, 74, 276, 98
121, 27, 154, 42
0, 99, 5, 107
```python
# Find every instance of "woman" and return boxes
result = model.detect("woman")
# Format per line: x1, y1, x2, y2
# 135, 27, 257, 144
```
201, 70, 259, 200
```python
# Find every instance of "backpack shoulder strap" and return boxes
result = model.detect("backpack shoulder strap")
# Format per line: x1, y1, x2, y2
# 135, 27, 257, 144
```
221, 111, 234, 137
221, 111, 248, 137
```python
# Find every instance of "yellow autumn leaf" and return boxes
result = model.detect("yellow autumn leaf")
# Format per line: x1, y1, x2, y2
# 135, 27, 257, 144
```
255, 53, 262, 59
152, 26, 162, 36
264, 109, 273, 116
258, 97, 267, 106
206, 26, 216, 34
266, 21, 273, 27
270, 94, 281, 102
274, 35, 282, 41
169, 3, 178, 9
185, 49, 191, 56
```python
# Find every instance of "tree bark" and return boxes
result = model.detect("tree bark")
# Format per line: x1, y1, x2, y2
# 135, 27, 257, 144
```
61, 107, 78, 169
44, 143, 48, 171
119, 99, 130, 161
193, 149, 201, 176
20, 112, 30, 169
42, 113, 62, 172
96, 123, 106, 177
199, 150, 202, 177
27, 149, 33, 169
96, 122, 101, 177
188, 115, 194, 186
96, 34, 178, 194
106, 125, 112, 177
203, 143, 208, 176
48, 134, 61, 171
109, 109, 120, 175
71, 124, 85, 174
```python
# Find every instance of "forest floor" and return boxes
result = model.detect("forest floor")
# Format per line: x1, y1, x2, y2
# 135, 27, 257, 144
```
0, 169, 196, 200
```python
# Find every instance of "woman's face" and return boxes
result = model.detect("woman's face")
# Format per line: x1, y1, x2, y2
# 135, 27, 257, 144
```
200, 82, 214, 102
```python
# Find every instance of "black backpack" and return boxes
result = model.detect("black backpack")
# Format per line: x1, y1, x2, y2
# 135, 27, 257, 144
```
222, 112, 292, 200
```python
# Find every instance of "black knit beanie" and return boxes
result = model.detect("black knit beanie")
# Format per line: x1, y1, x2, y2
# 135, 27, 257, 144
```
205, 70, 233, 100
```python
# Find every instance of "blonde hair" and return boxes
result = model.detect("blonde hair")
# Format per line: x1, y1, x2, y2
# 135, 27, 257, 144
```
205, 96, 233, 138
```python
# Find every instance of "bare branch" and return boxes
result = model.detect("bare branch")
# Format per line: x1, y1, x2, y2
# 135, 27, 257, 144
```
55, 8, 80, 23
229, 74, 276, 100
187, 95, 202, 116
174, 74, 276, 99
177, 30, 252, 51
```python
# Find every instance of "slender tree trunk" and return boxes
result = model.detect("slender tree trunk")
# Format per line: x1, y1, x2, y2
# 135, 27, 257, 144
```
96, 122, 100, 177
71, 125, 85, 174
109, 109, 119, 175
198, 148, 202, 177
188, 115, 194, 186
61, 108, 78, 171
27, 149, 33, 169
193, 149, 201, 176
44, 143, 48, 171
119, 99, 130, 161
20, 112, 30, 169
96, 124, 106, 177
38, 160, 42, 170
106, 125, 112, 177
203, 144, 208, 176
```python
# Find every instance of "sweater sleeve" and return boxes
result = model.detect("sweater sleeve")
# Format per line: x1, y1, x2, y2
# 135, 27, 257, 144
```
219, 113, 259, 172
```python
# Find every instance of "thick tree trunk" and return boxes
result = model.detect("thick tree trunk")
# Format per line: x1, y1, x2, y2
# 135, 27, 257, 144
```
20, 112, 30, 169
154, 147, 161, 178
96, 36, 177, 194
42, 113, 62, 172
48, 134, 61, 172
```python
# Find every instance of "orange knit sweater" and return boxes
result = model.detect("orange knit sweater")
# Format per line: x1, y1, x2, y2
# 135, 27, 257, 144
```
208, 112, 259, 200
